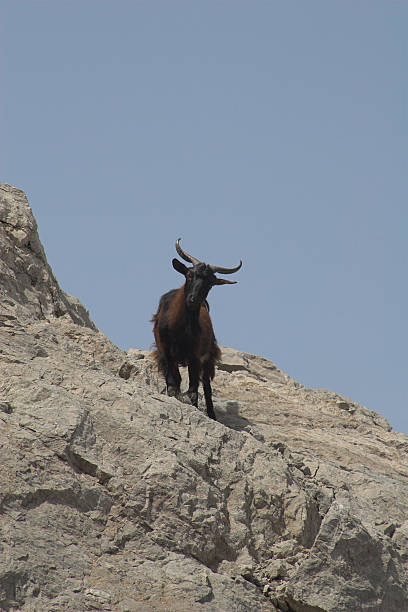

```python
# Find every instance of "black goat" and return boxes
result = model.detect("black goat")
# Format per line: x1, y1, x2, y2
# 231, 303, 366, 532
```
152, 238, 242, 420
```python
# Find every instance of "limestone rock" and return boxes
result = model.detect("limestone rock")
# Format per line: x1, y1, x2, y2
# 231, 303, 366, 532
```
0, 184, 95, 329
1, 184, 408, 611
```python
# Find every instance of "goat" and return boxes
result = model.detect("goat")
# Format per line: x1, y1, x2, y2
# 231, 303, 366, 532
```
152, 238, 242, 420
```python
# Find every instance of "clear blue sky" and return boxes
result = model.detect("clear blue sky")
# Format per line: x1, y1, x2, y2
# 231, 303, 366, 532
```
1, 2, 407, 433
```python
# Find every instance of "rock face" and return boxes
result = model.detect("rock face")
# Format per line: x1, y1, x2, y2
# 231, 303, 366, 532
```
1, 184, 408, 611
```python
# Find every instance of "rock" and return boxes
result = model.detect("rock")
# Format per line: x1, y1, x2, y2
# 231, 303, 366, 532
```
217, 347, 250, 372
0, 183, 95, 329
0, 184, 408, 611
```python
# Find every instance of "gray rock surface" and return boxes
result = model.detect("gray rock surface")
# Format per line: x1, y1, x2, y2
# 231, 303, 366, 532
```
0, 184, 95, 330
1, 184, 408, 611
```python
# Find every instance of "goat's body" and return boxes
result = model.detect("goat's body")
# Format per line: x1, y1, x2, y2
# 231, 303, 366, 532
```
151, 238, 241, 421
152, 286, 221, 420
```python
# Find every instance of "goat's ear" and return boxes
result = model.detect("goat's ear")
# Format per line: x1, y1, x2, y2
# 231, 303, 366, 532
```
172, 258, 189, 276
213, 277, 237, 286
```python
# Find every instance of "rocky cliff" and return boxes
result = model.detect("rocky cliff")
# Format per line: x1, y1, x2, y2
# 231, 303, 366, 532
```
1, 183, 407, 612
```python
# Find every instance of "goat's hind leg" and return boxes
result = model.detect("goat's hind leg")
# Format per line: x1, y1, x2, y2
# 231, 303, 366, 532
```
165, 358, 182, 399
186, 357, 200, 407
202, 363, 217, 421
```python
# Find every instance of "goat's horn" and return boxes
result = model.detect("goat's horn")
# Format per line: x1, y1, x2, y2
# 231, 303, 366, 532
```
175, 238, 202, 266
210, 261, 242, 275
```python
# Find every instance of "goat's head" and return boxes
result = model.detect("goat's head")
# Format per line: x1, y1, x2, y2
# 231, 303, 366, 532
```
172, 238, 242, 310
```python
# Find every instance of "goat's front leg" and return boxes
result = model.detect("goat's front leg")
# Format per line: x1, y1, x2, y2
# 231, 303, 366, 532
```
187, 357, 200, 407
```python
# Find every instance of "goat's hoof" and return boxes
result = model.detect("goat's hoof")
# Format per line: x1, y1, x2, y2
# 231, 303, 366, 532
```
186, 391, 198, 407
167, 387, 179, 398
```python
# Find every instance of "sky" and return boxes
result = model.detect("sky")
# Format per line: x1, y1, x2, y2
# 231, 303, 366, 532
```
1, 1, 407, 433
